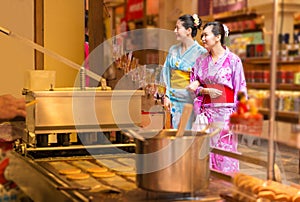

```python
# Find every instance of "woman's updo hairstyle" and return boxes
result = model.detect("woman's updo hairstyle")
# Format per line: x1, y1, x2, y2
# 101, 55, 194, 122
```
178, 14, 202, 38
203, 21, 230, 45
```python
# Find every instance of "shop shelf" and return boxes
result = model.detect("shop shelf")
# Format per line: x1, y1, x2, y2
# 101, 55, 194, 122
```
213, 9, 258, 22
230, 28, 262, 35
247, 83, 300, 90
259, 108, 300, 123
244, 57, 300, 64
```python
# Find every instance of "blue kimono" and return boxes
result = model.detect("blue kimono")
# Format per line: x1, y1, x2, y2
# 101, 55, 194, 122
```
163, 41, 207, 129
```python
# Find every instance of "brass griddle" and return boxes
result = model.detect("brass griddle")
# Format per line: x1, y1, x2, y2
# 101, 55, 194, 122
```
6, 151, 230, 202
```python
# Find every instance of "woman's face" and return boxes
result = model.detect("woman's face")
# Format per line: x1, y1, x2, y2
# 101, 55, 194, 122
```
201, 25, 220, 51
174, 20, 190, 41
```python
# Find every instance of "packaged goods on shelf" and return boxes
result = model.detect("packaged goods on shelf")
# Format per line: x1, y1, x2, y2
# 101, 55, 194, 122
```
228, 32, 263, 59
246, 70, 298, 84
246, 44, 265, 58
248, 90, 269, 108
248, 89, 300, 113
277, 71, 295, 84
295, 72, 300, 84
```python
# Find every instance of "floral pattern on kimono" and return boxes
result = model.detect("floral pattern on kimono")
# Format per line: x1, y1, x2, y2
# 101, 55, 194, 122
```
162, 41, 207, 129
190, 47, 247, 173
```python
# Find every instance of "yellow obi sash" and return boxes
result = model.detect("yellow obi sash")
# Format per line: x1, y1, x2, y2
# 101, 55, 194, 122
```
170, 69, 190, 89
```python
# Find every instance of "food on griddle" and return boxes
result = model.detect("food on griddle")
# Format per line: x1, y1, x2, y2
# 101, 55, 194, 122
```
49, 161, 82, 175
66, 173, 90, 180
91, 171, 116, 178
71, 160, 108, 173
111, 166, 134, 172
117, 171, 136, 177
87, 167, 108, 173
114, 166, 136, 177
59, 168, 81, 175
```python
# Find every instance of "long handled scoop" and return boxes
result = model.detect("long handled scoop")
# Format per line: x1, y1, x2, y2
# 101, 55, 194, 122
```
176, 103, 193, 137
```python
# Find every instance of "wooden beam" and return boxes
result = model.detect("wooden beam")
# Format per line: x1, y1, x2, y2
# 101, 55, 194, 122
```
34, 0, 44, 70
88, 0, 104, 52
88, 0, 104, 86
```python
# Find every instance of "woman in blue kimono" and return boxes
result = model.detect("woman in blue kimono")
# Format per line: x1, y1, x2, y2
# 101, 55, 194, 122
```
162, 14, 207, 129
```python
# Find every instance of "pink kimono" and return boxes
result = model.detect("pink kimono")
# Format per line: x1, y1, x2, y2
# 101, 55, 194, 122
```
190, 47, 247, 173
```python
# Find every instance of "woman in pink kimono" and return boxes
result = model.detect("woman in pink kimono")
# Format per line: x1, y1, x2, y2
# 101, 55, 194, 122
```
188, 21, 247, 173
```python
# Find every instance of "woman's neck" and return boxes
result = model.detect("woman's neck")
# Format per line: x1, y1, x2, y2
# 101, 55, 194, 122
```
181, 38, 194, 54
210, 45, 225, 63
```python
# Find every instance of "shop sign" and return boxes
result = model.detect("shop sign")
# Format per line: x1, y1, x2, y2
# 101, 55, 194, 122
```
213, 0, 247, 14
126, 0, 144, 21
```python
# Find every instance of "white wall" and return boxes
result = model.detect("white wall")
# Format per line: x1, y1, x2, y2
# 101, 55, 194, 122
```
0, 0, 34, 97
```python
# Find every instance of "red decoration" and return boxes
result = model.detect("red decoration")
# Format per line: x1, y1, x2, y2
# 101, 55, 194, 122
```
126, 0, 144, 21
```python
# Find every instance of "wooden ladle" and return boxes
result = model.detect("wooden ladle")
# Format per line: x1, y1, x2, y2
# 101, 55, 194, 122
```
176, 103, 193, 137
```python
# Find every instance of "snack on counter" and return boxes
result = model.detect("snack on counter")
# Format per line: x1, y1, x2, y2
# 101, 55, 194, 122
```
66, 173, 90, 180
58, 168, 81, 175
49, 161, 82, 175
91, 171, 116, 178
48, 160, 137, 192
230, 92, 263, 136
232, 173, 300, 202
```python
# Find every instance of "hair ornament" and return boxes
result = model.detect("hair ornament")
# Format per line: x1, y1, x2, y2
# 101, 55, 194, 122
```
192, 14, 200, 27
223, 24, 229, 37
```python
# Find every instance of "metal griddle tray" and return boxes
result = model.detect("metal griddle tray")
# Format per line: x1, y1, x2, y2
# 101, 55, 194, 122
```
36, 153, 137, 193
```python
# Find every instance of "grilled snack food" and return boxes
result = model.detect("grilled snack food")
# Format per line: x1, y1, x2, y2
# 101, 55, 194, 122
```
257, 190, 276, 200
86, 167, 108, 173
292, 193, 300, 202
59, 168, 81, 175
91, 171, 116, 178
232, 173, 300, 201
49, 161, 82, 175
273, 193, 291, 201
66, 173, 90, 180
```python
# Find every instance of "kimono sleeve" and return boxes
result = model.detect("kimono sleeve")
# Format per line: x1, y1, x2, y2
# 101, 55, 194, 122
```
190, 57, 203, 96
162, 51, 172, 98
232, 56, 247, 103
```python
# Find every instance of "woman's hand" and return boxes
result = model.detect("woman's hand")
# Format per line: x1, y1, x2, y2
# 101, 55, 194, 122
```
202, 88, 222, 98
186, 80, 200, 92
0, 94, 26, 120
163, 96, 171, 111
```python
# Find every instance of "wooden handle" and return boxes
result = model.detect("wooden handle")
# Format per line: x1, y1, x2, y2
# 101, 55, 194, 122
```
176, 104, 193, 137
164, 109, 172, 129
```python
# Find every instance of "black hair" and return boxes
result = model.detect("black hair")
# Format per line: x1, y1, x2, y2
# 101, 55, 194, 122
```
203, 21, 228, 45
85, 10, 89, 42
178, 14, 202, 38
85, 10, 88, 28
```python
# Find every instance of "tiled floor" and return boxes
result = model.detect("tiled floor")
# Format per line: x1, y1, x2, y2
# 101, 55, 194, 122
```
238, 135, 300, 185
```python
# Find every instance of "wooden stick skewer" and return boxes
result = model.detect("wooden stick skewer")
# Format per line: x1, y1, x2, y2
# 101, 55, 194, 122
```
26, 100, 37, 107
